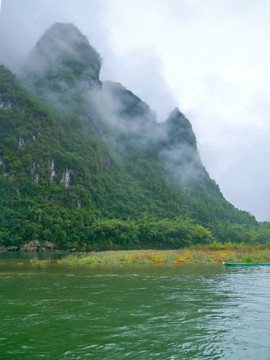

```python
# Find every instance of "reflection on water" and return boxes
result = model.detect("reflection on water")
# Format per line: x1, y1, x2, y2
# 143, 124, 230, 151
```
0, 257, 270, 359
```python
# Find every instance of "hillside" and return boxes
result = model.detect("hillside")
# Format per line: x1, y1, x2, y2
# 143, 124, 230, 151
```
0, 23, 269, 250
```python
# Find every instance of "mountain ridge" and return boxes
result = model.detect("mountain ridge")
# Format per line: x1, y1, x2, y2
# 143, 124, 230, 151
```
0, 22, 268, 250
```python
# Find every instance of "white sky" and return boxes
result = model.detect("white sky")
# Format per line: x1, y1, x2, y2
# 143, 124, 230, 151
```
0, 0, 270, 221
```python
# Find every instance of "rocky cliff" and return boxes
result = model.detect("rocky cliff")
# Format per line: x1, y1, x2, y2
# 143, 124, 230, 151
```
0, 23, 262, 250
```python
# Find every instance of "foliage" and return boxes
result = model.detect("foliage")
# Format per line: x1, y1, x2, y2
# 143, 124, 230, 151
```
29, 246, 270, 266
0, 27, 269, 251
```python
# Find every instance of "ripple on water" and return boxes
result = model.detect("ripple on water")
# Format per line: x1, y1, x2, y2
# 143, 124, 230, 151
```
1, 265, 270, 359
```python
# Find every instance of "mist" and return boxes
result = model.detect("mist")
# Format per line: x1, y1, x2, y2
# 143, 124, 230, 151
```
1, 0, 270, 221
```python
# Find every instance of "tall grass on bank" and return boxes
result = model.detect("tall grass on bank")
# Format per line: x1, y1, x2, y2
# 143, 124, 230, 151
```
30, 243, 270, 266
190, 240, 270, 251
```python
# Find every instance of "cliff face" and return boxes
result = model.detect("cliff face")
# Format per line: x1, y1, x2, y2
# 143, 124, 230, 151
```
22, 23, 212, 189
0, 23, 259, 249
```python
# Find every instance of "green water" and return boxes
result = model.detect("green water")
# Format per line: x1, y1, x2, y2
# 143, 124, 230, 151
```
1, 255, 270, 359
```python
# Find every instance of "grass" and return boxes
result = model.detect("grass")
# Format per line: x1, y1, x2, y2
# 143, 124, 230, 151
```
29, 244, 270, 266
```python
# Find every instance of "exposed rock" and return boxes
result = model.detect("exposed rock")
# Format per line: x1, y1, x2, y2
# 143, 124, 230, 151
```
6, 246, 19, 251
0, 98, 12, 109
30, 162, 36, 175
61, 169, 71, 187
18, 136, 24, 147
44, 241, 55, 250
20, 240, 56, 252
20, 240, 41, 252
34, 173, 39, 185
49, 158, 56, 183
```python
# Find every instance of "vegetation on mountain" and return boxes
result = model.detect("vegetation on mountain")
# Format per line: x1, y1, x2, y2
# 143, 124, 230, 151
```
0, 23, 269, 250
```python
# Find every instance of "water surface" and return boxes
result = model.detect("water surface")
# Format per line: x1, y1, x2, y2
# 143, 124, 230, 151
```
0, 255, 270, 359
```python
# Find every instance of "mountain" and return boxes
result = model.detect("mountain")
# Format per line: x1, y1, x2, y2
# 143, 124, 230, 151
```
0, 23, 268, 250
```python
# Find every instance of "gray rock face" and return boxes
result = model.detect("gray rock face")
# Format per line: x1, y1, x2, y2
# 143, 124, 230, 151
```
20, 240, 55, 252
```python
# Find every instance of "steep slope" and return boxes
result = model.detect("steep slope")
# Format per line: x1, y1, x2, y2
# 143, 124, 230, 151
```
0, 23, 267, 250
0, 65, 202, 249
23, 23, 101, 90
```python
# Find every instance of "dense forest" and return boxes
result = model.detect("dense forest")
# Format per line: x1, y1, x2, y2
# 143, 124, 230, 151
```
0, 23, 269, 250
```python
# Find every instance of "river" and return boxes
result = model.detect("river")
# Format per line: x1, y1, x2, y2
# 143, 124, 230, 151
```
0, 254, 270, 359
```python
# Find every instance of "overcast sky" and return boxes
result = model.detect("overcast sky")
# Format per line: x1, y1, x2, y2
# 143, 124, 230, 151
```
1, 0, 270, 221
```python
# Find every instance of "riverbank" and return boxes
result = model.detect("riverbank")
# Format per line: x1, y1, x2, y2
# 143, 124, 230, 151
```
30, 245, 270, 266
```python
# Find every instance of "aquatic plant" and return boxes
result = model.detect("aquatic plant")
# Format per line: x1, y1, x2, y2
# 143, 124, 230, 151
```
27, 246, 270, 267
241, 256, 254, 263
30, 258, 47, 266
